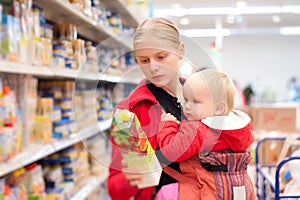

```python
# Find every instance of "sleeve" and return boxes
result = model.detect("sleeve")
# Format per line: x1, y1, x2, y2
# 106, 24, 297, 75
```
158, 120, 204, 162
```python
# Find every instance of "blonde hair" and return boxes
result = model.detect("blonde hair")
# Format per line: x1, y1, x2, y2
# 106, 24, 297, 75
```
133, 17, 181, 52
187, 69, 236, 115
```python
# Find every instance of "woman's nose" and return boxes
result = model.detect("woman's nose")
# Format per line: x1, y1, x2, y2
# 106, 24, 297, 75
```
149, 62, 160, 72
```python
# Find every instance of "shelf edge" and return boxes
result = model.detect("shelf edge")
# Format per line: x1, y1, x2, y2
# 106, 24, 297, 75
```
0, 119, 112, 177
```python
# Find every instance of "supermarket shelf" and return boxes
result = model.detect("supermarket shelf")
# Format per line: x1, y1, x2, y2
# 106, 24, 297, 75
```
101, 0, 139, 27
52, 67, 79, 79
0, 60, 141, 83
63, 70, 141, 84
100, 74, 142, 84
70, 168, 109, 200
33, 0, 131, 49
0, 60, 53, 76
0, 119, 112, 177
100, 74, 122, 82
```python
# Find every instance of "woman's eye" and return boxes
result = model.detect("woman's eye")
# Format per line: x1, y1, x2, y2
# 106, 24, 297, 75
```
138, 59, 148, 63
157, 55, 166, 60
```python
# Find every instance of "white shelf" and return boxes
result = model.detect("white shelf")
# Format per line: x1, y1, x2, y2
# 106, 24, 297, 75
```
0, 119, 112, 177
0, 60, 141, 83
52, 67, 79, 79
70, 168, 109, 200
0, 60, 53, 76
33, 0, 132, 49
99, 68, 144, 84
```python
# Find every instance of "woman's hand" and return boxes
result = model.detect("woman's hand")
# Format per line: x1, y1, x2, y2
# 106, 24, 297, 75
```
122, 160, 142, 187
124, 171, 143, 187
161, 113, 179, 123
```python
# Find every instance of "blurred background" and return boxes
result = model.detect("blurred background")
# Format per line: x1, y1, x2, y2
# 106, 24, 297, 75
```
150, 0, 300, 103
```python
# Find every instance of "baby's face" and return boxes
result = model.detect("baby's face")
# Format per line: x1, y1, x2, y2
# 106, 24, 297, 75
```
182, 80, 214, 120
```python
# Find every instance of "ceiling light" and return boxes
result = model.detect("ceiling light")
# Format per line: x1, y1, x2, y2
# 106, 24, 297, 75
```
171, 3, 182, 9
272, 15, 281, 23
282, 5, 300, 14
179, 18, 190, 25
179, 61, 193, 76
180, 29, 231, 38
179, 27, 300, 37
169, 3, 187, 17
236, 1, 247, 8
153, 5, 300, 17
280, 27, 300, 35
225, 15, 236, 24
188, 7, 233, 15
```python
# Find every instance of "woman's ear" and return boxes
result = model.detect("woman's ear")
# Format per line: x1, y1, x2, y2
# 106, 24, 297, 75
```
179, 43, 185, 60
214, 101, 226, 116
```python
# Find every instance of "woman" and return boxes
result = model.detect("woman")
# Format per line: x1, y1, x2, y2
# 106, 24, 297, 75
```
107, 17, 186, 200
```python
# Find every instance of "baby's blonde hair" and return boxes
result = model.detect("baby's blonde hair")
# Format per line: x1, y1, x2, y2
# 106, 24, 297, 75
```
133, 17, 181, 52
187, 68, 236, 115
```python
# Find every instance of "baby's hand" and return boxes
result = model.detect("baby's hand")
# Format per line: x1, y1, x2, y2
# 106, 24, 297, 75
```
161, 113, 178, 122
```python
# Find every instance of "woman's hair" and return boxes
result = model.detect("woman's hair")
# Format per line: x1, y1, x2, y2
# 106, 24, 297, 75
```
188, 68, 236, 115
133, 17, 181, 52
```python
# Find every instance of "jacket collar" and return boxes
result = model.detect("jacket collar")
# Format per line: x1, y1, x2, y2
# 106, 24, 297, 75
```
201, 109, 251, 130
127, 79, 159, 108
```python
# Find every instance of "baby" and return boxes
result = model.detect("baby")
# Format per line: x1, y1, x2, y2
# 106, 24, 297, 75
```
157, 68, 255, 200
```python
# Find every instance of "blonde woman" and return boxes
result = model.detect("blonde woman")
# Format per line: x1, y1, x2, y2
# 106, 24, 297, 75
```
108, 18, 186, 200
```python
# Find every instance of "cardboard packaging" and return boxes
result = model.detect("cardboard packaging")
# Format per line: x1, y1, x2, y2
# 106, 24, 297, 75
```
111, 109, 162, 188
250, 105, 297, 132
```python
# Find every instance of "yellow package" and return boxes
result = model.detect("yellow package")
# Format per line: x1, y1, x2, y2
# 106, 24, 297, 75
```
111, 109, 162, 188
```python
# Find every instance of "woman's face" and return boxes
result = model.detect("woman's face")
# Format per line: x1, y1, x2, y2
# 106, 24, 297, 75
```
135, 47, 182, 88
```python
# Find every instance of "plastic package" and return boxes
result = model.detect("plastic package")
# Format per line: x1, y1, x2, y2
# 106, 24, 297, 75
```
25, 163, 46, 197
37, 98, 53, 117
44, 166, 63, 189
111, 109, 162, 188
65, 57, 76, 69
52, 54, 65, 68
58, 98, 72, 110
41, 37, 52, 66
0, 177, 5, 199
7, 167, 28, 199
52, 105, 62, 122
35, 115, 52, 143
68, 120, 76, 134
53, 119, 69, 139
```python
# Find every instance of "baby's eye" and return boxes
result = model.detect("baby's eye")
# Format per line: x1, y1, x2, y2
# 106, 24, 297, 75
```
193, 99, 200, 104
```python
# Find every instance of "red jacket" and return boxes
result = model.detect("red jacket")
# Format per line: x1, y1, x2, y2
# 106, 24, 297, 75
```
108, 79, 163, 200
158, 110, 254, 162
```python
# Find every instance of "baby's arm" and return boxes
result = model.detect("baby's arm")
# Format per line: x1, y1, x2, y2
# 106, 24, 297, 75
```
158, 120, 202, 162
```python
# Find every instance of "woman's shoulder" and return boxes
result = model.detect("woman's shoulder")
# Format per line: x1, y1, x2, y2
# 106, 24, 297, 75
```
116, 79, 159, 110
